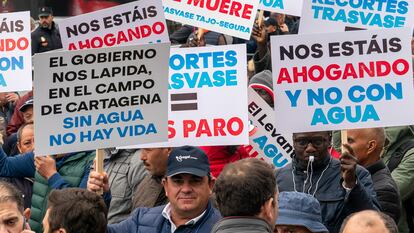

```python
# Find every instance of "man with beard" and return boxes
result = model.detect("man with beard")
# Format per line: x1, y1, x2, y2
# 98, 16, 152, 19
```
31, 7, 62, 55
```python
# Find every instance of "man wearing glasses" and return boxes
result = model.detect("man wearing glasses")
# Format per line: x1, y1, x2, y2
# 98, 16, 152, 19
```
275, 131, 380, 233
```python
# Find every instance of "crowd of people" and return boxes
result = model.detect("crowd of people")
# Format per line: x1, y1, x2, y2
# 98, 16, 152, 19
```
0, 3, 414, 233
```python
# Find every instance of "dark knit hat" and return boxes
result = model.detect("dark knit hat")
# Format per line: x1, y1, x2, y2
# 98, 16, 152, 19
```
249, 70, 274, 99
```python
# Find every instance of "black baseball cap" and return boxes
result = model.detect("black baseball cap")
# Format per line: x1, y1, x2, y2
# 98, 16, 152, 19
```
38, 7, 53, 17
167, 146, 210, 177
19, 98, 33, 112
265, 18, 277, 27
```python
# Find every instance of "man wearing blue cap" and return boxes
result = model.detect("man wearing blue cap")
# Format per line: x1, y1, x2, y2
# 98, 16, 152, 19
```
107, 146, 221, 233
31, 6, 62, 55
275, 192, 328, 233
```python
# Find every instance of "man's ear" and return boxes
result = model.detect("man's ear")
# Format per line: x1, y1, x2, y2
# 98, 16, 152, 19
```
367, 140, 377, 155
162, 177, 168, 197
208, 177, 216, 194
23, 208, 31, 220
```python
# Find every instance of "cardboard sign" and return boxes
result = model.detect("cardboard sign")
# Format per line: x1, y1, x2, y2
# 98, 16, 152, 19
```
163, 0, 260, 40
0, 11, 32, 92
34, 44, 170, 155
300, 0, 414, 34
259, 0, 303, 16
128, 44, 249, 148
271, 28, 414, 133
246, 87, 292, 168
58, 0, 169, 50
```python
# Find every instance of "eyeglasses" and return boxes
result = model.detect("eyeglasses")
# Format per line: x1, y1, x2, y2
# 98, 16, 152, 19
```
294, 137, 327, 149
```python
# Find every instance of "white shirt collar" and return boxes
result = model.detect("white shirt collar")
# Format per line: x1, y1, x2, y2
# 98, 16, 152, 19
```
161, 203, 207, 233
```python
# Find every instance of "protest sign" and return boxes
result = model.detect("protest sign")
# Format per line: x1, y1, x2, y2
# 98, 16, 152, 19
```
259, 0, 303, 16
163, 0, 260, 40
58, 0, 169, 50
34, 43, 170, 155
126, 44, 249, 148
300, 0, 414, 34
0, 11, 32, 92
246, 87, 292, 168
271, 28, 414, 133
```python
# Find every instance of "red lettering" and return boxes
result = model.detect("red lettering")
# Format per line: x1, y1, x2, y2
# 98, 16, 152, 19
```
358, 61, 375, 77
153, 22, 165, 34
219, 0, 231, 14
68, 43, 77, 50
241, 4, 253, 19
293, 66, 307, 83
183, 120, 196, 138
227, 117, 243, 136
140, 25, 152, 38
229, 1, 242, 17
308, 65, 324, 82
277, 68, 292, 84
392, 58, 409, 75
342, 63, 358, 79
326, 64, 341, 80
376, 61, 391, 76
213, 118, 226, 136
168, 120, 176, 139
196, 119, 212, 137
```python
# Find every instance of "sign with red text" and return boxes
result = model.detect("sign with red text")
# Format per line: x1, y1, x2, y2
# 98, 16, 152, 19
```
300, 0, 414, 34
58, 0, 169, 50
163, 0, 260, 40
247, 87, 292, 168
259, 0, 303, 16
271, 28, 414, 133
0, 11, 32, 92
125, 44, 249, 148
34, 44, 170, 155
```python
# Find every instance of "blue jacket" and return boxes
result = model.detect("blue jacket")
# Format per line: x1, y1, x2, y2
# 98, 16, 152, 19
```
0, 148, 91, 189
107, 201, 221, 233
275, 156, 380, 233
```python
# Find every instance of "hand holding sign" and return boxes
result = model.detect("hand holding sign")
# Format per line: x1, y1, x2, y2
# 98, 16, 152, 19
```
34, 155, 58, 179
87, 170, 109, 194
340, 143, 357, 189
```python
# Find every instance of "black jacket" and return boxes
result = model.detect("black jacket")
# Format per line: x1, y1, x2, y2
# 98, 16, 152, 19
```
275, 156, 380, 233
31, 22, 62, 55
367, 160, 401, 223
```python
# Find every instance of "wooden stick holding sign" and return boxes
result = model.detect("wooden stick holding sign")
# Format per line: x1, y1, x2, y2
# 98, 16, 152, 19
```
95, 149, 105, 195
341, 130, 348, 152
257, 10, 264, 27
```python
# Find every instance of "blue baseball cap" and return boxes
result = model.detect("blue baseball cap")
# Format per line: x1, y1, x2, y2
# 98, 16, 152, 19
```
276, 192, 328, 233
19, 98, 33, 112
167, 146, 210, 177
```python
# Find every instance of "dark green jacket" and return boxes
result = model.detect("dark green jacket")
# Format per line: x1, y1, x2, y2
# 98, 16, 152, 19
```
382, 126, 414, 233
29, 151, 95, 233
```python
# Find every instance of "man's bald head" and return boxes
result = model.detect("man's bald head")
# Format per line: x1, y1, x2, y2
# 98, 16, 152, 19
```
340, 210, 397, 233
347, 128, 385, 167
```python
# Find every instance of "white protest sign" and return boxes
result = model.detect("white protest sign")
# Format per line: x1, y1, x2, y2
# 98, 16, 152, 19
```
126, 44, 249, 148
34, 44, 170, 155
246, 87, 292, 168
259, 0, 303, 16
163, 0, 260, 40
0, 11, 32, 92
271, 28, 414, 133
58, 0, 169, 50
300, 0, 414, 34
